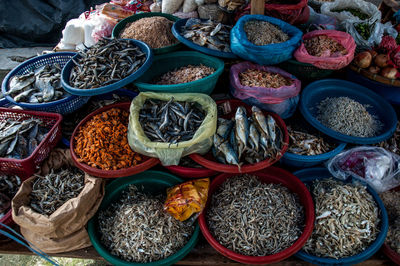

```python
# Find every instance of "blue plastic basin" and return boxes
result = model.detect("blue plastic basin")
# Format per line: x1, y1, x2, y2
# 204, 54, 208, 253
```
293, 168, 389, 265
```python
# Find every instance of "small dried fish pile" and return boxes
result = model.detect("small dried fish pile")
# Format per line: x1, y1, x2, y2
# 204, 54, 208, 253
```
317, 97, 382, 138
287, 126, 333, 155
119, 17, 178, 49
303, 179, 380, 259
0, 175, 21, 218
139, 98, 205, 144
0, 118, 48, 159
74, 108, 142, 170
375, 121, 400, 155
98, 185, 194, 263
213, 106, 283, 167
7, 63, 67, 103
304, 35, 347, 57
29, 168, 85, 216
181, 19, 232, 53
70, 38, 147, 89
379, 190, 400, 254
207, 175, 304, 256
153, 65, 215, 85
239, 69, 293, 88
180, 156, 203, 168
244, 20, 289, 46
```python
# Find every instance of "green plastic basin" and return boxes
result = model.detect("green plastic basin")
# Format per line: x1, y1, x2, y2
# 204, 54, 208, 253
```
112, 12, 182, 55
134, 51, 225, 95
87, 170, 200, 266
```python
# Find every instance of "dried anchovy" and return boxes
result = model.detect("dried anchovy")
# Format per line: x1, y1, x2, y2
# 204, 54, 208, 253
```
287, 126, 333, 155
29, 168, 85, 216
207, 175, 304, 256
153, 65, 215, 85
239, 69, 293, 88
379, 190, 400, 254
304, 35, 347, 57
70, 38, 147, 90
375, 121, 400, 155
316, 97, 382, 138
303, 179, 380, 259
244, 20, 289, 46
98, 185, 194, 263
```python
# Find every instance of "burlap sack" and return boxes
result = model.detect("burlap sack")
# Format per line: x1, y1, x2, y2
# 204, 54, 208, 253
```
12, 149, 105, 253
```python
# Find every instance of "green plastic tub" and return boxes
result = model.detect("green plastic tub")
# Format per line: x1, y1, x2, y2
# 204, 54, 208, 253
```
112, 12, 182, 55
87, 170, 200, 266
134, 51, 225, 95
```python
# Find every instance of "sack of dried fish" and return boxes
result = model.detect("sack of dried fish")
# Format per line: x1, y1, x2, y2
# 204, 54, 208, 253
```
327, 146, 400, 193
379, 190, 400, 257
12, 149, 105, 253
230, 62, 301, 119
294, 30, 356, 70
128, 92, 217, 166
321, 0, 381, 23
231, 15, 303, 65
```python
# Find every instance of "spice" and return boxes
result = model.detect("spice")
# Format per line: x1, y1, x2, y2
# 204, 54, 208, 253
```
74, 108, 142, 170
380, 190, 400, 254
207, 174, 304, 256
153, 65, 215, 85
244, 20, 289, 46
332, 8, 370, 20
239, 69, 293, 88
98, 185, 194, 263
316, 96, 382, 138
375, 121, 400, 155
119, 17, 178, 49
304, 35, 347, 57
287, 126, 333, 155
303, 179, 380, 259
30, 168, 85, 216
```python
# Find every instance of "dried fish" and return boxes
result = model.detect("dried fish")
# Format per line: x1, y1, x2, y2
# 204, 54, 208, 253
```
244, 20, 289, 46
29, 168, 85, 216
316, 97, 383, 138
98, 185, 194, 263
7, 63, 67, 103
70, 38, 147, 90
239, 69, 294, 88
375, 121, 400, 155
287, 126, 334, 155
379, 190, 400, 254
0, 175, 21, 218
304, 35, 348, 57
153, 65, 215, 85
181, 19, 232, 53
139, 98, 205, 144
303, 179, 380, 259
207, 174, 304, 256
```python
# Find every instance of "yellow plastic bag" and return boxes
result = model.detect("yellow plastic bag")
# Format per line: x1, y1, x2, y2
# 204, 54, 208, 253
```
164, 178, 210, 221
128, 92, 217, 165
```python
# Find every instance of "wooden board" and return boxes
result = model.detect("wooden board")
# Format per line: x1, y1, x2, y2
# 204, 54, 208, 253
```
250, 0, 264, 15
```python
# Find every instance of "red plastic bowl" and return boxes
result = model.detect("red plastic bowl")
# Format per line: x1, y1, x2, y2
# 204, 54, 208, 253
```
164, 165, 219, 179
70, 102, 159, 178
190, 99, 289, 174
199, 167, 315, 264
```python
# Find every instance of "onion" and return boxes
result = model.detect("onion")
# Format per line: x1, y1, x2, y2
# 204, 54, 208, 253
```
375, 54, 389, 68
368, 66, 380, 74
354, 51, 372, 68
381, 67, 398, 79
368, 50, 378, 59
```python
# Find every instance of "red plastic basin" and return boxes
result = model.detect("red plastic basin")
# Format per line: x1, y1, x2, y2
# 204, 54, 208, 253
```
190, 99, 289, 174
199, 167, 315, 264
164, 165, 219, 179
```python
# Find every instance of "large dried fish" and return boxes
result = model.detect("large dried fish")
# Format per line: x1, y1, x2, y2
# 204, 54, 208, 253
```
207, 174, 304, 256
29, 168, 85, 216
98, 185, 194, 263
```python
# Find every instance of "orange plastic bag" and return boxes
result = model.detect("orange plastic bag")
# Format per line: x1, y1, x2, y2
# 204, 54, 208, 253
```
164, 178, 209, 221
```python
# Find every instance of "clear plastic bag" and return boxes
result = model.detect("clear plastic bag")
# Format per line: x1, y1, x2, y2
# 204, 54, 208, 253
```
128, 92, 217, 166
327, 146, 400, 193
307, 6, 337, 30
321, 0, 381, 23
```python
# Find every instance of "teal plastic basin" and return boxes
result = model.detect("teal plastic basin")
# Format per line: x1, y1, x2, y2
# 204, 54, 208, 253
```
133, 51, 224, 95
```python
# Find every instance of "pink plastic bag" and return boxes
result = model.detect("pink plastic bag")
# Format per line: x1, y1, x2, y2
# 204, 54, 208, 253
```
293, 30, 356, 70
230, 62, 301, 104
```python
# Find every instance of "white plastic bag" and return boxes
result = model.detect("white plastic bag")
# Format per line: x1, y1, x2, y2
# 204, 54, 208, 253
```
327, 147, 400, 193
321, 0, 381, 23
162, 0, 184, 14
183, 0, 198, 12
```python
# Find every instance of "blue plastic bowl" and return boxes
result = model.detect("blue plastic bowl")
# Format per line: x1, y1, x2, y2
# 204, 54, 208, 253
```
172, 18, 237, 59
1, 52, 90, 115
293, 168, 389, 266
61, 39, 153, 96
281, 142, 346, 168
300, 79, 398, 145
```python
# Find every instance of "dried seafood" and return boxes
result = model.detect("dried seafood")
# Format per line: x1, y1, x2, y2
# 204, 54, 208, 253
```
207, 174, 304, 256
380, 190, 400, 254
316, 97, 382, 138
304, 35, 347, 57
375, 121, 400, 155
239, 69, 293, 88
287, 126, 333, 155
98, 185, 194, 263
153, 65, 215, 85
30, 168, 85, 216
303, 179, 380, 259
244, 20, 289, 46
0, 175, 21, 218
